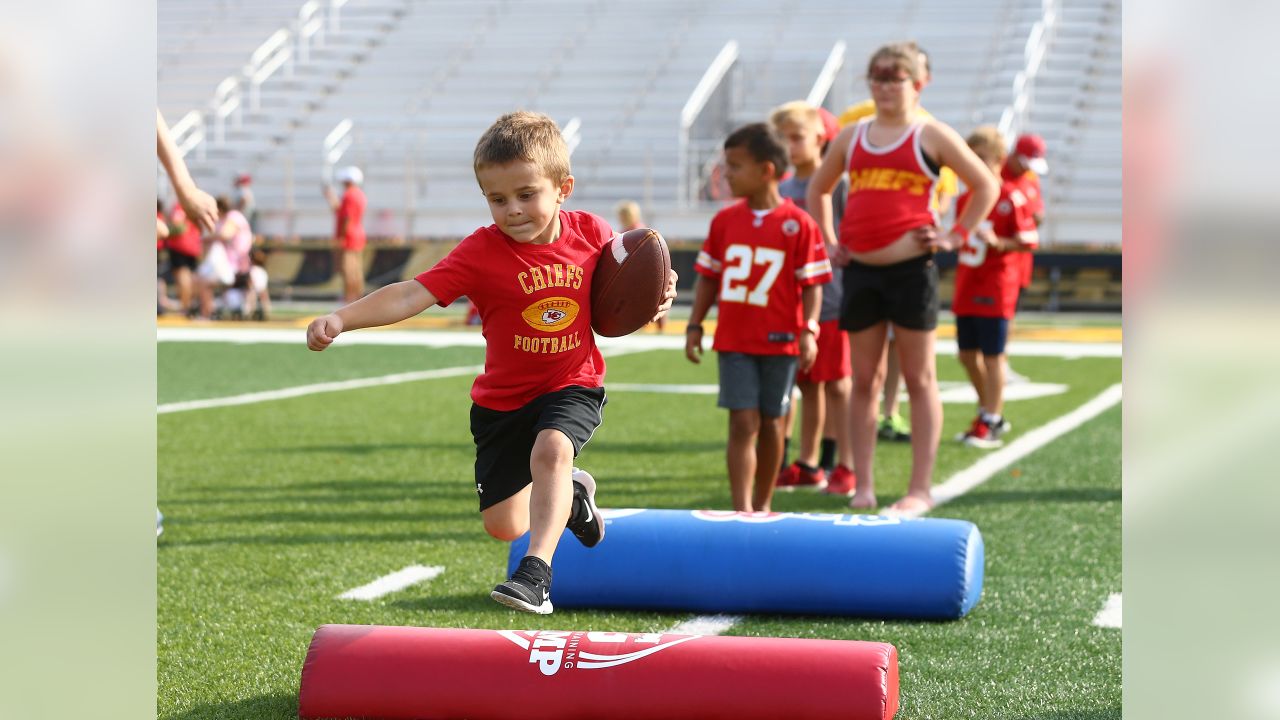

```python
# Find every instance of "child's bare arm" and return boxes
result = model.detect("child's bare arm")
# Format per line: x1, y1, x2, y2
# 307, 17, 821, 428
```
684, 275, 718, 364
797, 285, 821, 373
307, 280, 437, 351
806, 126, 855, 247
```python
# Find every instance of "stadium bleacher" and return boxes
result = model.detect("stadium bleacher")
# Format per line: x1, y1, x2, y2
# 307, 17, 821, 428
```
160, 0, 1120, 305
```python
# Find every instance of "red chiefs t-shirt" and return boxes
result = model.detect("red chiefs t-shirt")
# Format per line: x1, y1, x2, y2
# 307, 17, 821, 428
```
337, 186, 367, 251
952, 182, 1038, 318
416, 210, 612, 411
166, 206, 203, 258
839, 121, 939, 252
1002, 164, 1043, 287
695, 199, 832, 355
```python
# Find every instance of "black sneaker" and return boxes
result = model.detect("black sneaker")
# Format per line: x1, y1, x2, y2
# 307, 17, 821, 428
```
491, 556, 553, 614
566, 468, 604, 548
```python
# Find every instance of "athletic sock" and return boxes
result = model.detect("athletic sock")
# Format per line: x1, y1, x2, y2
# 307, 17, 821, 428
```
780, 438, 792, 472
819, 438, 837, 471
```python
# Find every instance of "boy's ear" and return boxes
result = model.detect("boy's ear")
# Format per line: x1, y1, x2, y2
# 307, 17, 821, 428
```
557, 175, 575, 203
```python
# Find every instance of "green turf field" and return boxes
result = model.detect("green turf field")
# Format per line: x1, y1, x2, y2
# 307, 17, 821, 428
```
158, 339, 1120, 719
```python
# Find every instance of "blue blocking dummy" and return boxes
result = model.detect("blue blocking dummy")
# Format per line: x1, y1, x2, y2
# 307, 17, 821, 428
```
508, 509, 984, 620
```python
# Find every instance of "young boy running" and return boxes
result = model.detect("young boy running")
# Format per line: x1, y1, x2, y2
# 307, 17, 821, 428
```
685, 123, 832, 512
306, 111, 675, 614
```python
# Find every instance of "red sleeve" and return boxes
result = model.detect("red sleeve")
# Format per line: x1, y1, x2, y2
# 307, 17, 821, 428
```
695, 214, 724, 279
415, 233, 479, 307
794, 215, 832, 287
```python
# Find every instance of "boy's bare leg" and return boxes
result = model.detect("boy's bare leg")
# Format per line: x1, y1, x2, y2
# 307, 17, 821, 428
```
525, 429, 575, 564
174, 267, 193, 312
882, 337, 903, 418
796, 380, 824, 467
727, 409, 761, 511
983, 353, 1006, 417
958, 350, 988, 412
482, 485, 532, 541
893, 327, 942, 510
753, 414, 786, 512
848, 324, 889, 507
342, 250, 365, 304
825, 377, 855, 469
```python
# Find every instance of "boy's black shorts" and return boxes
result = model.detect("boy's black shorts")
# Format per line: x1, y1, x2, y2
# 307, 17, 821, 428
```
469, 385, 606, 511
167, 249, 199, 272
839, 254, 939, 332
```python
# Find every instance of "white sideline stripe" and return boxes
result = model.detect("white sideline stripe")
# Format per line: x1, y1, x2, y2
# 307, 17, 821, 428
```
157, 327, 1121, 357
339, 565, 444, 600
157, 366, 484, 414
1092, 593, 1122, 628
885, 383, 1123, 519
665, 614, 742, 636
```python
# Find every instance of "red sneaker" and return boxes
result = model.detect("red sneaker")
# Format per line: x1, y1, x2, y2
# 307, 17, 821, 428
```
824, 465, 857, 496
775, 463, 801, 491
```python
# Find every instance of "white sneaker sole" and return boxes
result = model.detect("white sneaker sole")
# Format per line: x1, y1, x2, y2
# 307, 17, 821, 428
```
571, 468, 605, 547
490, 589, 553, 615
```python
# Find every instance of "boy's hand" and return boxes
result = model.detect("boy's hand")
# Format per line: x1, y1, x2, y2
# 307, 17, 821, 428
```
651, 270, 678, 323
914, 225, 948, 252
176, 184, 218, 234
798, 331, 818, 373
976, 227, 998, 247
307, 313, 344, 351
684, 325, 704, 364
829, 243, 852, 267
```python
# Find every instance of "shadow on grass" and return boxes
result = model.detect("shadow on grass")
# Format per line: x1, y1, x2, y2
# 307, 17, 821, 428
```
949, 487, 1121, 507
161, 529, 479, 548
163, 692, 296, 720
251, 441, 474, 455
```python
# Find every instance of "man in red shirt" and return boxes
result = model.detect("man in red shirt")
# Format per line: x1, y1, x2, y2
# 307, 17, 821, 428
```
324, 166, 368, 303
307, 112, 676, 614
953, 127, 1040, 448
686, 123, 832, 513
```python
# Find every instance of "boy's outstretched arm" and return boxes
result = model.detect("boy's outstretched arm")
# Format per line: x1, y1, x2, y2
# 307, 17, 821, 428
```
685, 275, 717, 364
307, 280, 436, 351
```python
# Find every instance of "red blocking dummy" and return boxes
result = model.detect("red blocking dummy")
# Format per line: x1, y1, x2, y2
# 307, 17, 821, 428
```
299, 624, 899, 720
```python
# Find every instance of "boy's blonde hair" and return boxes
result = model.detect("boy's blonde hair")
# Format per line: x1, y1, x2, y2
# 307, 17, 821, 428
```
867, 41, 923, 82
965, 125, 1008, 164
473, 111, 570, 183
769, 101, 824, 136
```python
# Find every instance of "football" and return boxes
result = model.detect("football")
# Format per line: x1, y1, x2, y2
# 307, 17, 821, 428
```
590, 227, 671, 337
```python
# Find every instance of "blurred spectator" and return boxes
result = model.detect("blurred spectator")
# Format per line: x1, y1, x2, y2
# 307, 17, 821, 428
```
166, 201, 203, 316
323, 166, 368, 304
156, 200, 180, 315
615, 200, 644, 231
242, 247, 271, 321
195, 196, 251, 320
234, 173, 257, 232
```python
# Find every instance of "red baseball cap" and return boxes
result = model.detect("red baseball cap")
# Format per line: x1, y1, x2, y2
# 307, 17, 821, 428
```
818, 107, 839, 144
1014, 134, 1048, 174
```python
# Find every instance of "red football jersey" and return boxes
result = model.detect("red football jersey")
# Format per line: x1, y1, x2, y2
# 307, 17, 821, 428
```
952, 182, 1038, 319
416, 210, 612, 411
1002, 165, 1043, 287
337, 186, 367, 251
696, 199, 832, 355
839, 121, 939, 252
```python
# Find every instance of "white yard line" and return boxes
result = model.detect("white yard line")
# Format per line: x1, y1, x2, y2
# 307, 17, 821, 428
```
885, 383, 1123, 519
1092, 593, 1122, 628
664, 614, 742, 636
338, 565, 445, 601
158, 365, 484, 414
158, 326, 1121, 357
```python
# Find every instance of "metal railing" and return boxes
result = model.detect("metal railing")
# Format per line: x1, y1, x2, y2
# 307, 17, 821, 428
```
806, 40, 847, 110
170, 110, 206, 162
246, 28, 294, 112
999, 0, 1059, 141
296, 0, 326, 64
561, 117, 582, 156
678, 41, 740, 207
323, 118, 355, 171
211, 76, 243, 144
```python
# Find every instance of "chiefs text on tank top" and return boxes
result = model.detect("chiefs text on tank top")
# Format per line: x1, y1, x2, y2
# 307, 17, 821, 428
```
839, 121, 939, 252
